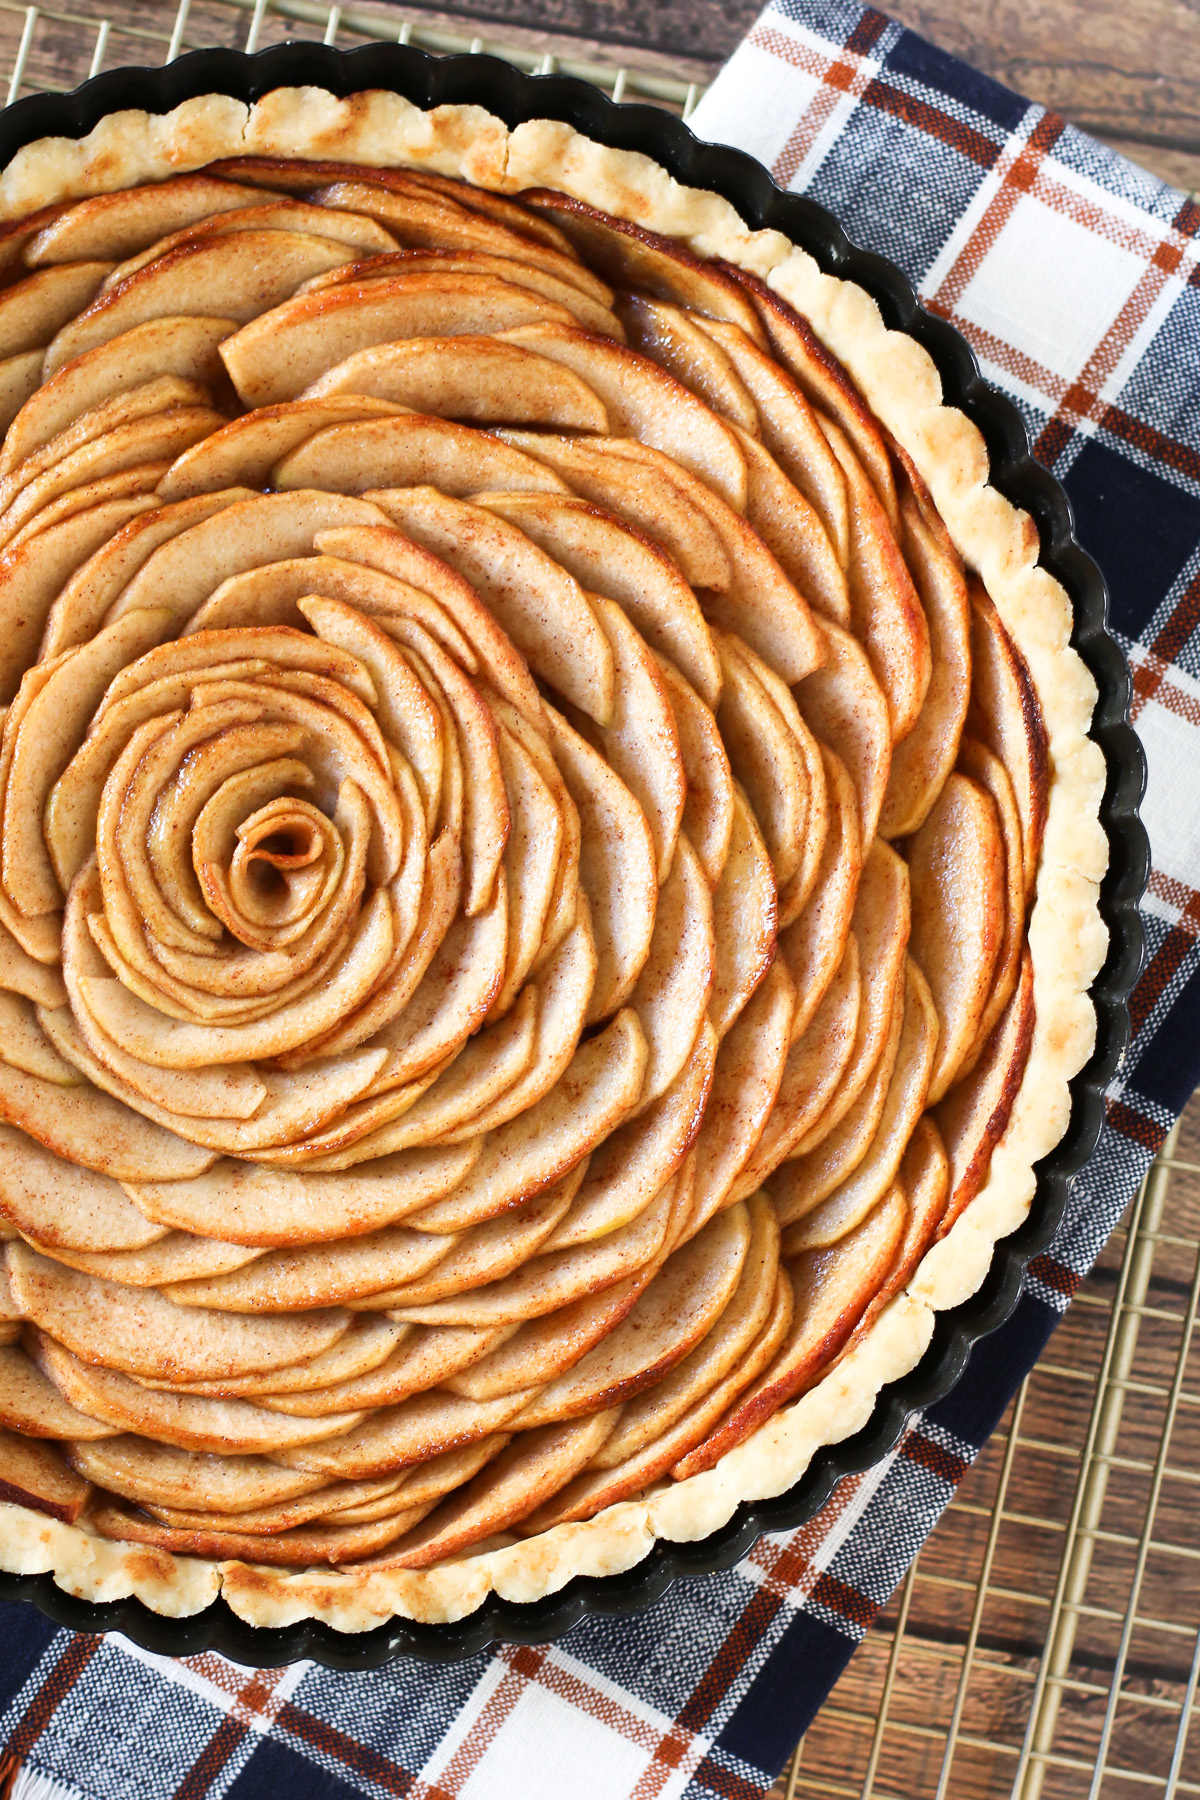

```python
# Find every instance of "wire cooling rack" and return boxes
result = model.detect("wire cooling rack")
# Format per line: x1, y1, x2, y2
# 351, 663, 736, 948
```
0, 3, 1192, 1793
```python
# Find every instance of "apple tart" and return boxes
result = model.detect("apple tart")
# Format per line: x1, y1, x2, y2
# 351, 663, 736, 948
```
0, 89, 1105, 1631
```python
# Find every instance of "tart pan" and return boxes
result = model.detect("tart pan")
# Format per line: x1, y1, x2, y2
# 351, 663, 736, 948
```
0, 36, 1148, 1666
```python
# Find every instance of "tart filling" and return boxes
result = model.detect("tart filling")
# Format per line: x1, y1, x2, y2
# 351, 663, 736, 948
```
0, 88, 1106, 1631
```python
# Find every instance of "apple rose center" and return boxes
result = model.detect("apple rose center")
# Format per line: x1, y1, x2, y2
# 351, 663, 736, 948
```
0, 159, 1045, 1574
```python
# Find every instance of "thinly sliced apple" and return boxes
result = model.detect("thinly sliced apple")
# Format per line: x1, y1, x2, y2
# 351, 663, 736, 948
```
35, 1335, 364, 1454
0, 263, 113, 359
0, 1341, 117, 1439
91, 1498, 436, 1567
879, 477, 970, 837
691, 313, 850, 567
162, 1217, 457, 1313
104, 198, 399, 283
0, 1057, 216, 1181
497, 323, 747, 511
545, 707, 658, 1019
275, 413, 569, 499
273, 1388, 534, 1480
655, 655, 734, 887
620, 294, 760, 430
876, 1116, 949, 1304
44, 231, 359, 376
520, 192, 769, 343
0, 992, 77, 1085
956, 735, 1025, 1076
687, 959, 794, 1236
795, 617, 891, 848
672, 1183, 907, 1477
967, 582, 1049, 900
444, 1277, 647, 1402
544, 1025, 714, 1251
782, 960, 937, 1251
304, 336, 608, 431
47, 1233, 263, 1288
726, 265, 900, 530
298, 247, 622, 339
0, 917, 67, 1008
134, 1467, 410, 1531
365, 988, 540, 1151
729, 423, 849, 627
4, 463, 165, 557
514, 1203, 750, 1428
67, 1434, 337, 1511
40, 488, 255, 656
220, 273, 580, 407
495, 429, 731, 592
0, 495, 166, 702
373, 487, 613, 725
7, 1243, 352, 1381
0, 1429, 91, 1523
157, 395, 404, 499
400, 1009, 647, 1234
732, 935, 860, 1197
488, 726, 562, 1018
0, 1120, 163, 1252
709, 786, 776, 1037
777, 744, 861, 1044
628, 835, 714, 1104
244, 1327, 500, 1414
907, 771, 1004, 1103
717, 632, 811, 893
391, 1170, 677, 1328
25, 174, 275, 265
934, 948, 1034, 1236
0, 352, 42, 437
127, 1140, 479, 1248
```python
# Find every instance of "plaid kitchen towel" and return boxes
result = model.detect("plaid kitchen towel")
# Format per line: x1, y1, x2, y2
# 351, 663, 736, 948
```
1, 2, 1196, 1794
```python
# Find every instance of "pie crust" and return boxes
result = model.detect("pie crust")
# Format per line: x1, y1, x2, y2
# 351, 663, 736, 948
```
0, 86, 1107, 1632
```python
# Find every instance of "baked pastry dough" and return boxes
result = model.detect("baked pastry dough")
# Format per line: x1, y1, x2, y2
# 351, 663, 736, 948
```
0, 87, 1106, 1631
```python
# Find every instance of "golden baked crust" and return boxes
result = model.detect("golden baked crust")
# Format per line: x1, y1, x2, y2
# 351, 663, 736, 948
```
0, 87, 1106, 1631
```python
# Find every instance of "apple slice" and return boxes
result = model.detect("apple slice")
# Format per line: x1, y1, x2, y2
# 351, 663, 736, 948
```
127, 1140, 479, 1247
726, 422, 849, 629
444, 1276, 649, 1403
513, 1203, 750, 1428
25, 174, 277, 265
0, 1341, 116, 1439
585, 1193, 778, 1467
4, 315, 235, 476
879, 476, 971, 837
777, 743, 862, 1044
134, 1467, 411, 1531
0, 1057, 216, 1181
520, 192, 769, 343
795, 618, 892, 848
47, 1233, 263, 1288
303, 336, 608, 431
103, 197, 399, 284
40, 488, 255, 657
732, 934, 860, 1197
372, 487, 614, 725
273, 1388, 535, 1480
656, 655, 734, 887
255, 1330, 511, 1416
0, 1429, 91, 1523
0, 917, 66, 1008
967, 582, 1049, 900
0, 352, 41, 437
723, 265, 901, 530
34, 1334, 364, 1454
717, 631, 812, 893
0, 994, 79, 1084
544, 1025, 714, 1251
157, 395, 405, 499
89, 1495, 437, 1568
7, 1243, 353, 1381
488, 726, 563, 1018
274, 413, 569, 500
545, 708, 658, 1019
220, 273, 580, 407
781, 959, 938, 1251
67, 1434, 337, 1511
0, 494, 171, 702
367, 988, 540, 1151
0, 1121, 164, 1251
673, 1186, 908, 1478
956, 735, 1025, 1077
627, 834, 714, 1105
390, 1170, 678, 1329
162, 1217, 458, 1313
494, 429, 731, 592
474, 488, 722, 713
396, 1009, 647, 1234
934, 948, 1035, 1236
44, 231, 359, 376
876, 1116, 950, 1305
619, 293, 760, 430
690, 313, 850, 567
0, 263, 113, 360
709, 786, 776, 1037
907, 771, 1005, 1102
687, 959, 794, 1236
497, 322, 747, 511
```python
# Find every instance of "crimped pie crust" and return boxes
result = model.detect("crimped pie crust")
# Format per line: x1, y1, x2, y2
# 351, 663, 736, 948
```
0, 86, 1107, 1631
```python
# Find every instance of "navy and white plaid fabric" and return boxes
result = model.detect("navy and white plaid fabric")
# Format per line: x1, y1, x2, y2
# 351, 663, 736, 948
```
1, 3, 1195, 1793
